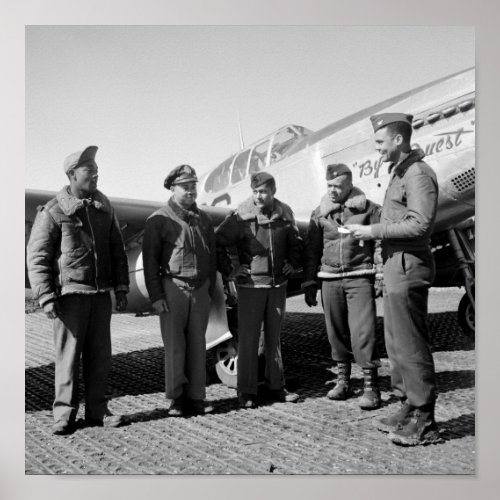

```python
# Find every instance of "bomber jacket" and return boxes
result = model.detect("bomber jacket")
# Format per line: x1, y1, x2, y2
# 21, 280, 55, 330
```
371, 148, 438, 252
215, 196, 303, 288
303, 186, 381, 286
27, 187, 130, 307
142, 197, 218, 303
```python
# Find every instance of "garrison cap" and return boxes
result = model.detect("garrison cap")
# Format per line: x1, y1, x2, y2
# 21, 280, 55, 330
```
63, 146, 98, 174
164, 164, 198, 189
370, 113, 413, 132
326, 163, 351, 182
250, 171, 275, 189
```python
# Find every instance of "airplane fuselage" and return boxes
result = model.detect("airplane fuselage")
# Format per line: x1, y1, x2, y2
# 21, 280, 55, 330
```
198, 68, 475, 235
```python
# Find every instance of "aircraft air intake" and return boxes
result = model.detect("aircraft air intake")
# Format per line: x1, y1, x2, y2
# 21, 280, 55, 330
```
450, 167, 475, 194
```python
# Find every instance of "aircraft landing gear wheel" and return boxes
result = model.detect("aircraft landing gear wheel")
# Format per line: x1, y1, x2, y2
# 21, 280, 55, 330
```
458, 293, 475, 341
215, 340, 238, 388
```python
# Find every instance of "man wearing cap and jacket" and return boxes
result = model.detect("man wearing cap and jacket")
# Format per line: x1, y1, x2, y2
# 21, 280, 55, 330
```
303, 163, 383, 410
215, 172, 303, 409
142, 164, 227, 417
347, 113, 442, 446
27, 146, 129, 435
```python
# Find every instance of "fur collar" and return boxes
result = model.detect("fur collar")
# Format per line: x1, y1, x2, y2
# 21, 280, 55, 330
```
390, 148, 426, 177
319, 186, 367, 217
57, 186, 111, 216
236, 196, 294, 224
168, 196, 200, 223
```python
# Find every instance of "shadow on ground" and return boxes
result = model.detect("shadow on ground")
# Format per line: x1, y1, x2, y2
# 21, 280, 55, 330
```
26, 310, 475, 417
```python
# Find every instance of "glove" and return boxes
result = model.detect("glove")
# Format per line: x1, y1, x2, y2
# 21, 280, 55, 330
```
115, 291, 128, 312
374, 274, 384, 298
304, 285, 318, 307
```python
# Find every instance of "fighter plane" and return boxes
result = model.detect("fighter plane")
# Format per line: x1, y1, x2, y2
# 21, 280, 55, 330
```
25, 67, 475, 387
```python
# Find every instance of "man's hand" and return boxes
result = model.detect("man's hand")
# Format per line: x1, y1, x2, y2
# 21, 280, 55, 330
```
304, 285, 318, 307
345, 224, 375, 241
374, 275, 384, 298
152, 298, 169, 314
282, 262, 295, 276
234, 264, 250, 278
115, 291, 128, 312
43, 301, 60, 320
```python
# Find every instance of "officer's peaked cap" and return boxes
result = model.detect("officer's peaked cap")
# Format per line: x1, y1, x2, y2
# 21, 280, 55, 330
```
164, 164, 198, 189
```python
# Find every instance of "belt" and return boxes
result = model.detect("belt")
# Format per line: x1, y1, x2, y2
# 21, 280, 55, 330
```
166, 276, 207, 290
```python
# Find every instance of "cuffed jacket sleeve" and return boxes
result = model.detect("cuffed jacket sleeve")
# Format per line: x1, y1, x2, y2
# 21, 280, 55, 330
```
204, 214, 218, 296
367, 201, 383, 274
304, 209, 323, 285
142, 215, 167, 304
286, 215, 303, 270
215, 212, 242, 279
110, 210, 130, 293
27, 207, 61, 307
371, 165, 438, 241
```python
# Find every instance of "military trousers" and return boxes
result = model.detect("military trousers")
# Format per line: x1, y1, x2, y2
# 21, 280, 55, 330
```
383, 249, 437, 408
237, 286, 286, 395
321, 276, 380, 368
52, 293, 112, 424
159, 278, 211, 401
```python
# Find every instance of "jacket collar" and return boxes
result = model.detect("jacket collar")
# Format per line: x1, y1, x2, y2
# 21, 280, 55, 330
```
57, 186, 111, 216
237, 196, 294, 224
319, 186, 367, 217
168, 196, 200, 222
389, 148, 426, 177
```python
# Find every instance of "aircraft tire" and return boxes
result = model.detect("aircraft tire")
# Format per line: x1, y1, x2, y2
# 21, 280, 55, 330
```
458, 292, 475, 341
215, 339, 238, 388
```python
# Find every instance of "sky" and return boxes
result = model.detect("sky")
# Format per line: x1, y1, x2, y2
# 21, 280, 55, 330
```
26, 26, 474, 202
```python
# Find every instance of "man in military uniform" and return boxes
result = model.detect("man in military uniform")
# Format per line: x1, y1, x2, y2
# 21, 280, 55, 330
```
27, 146, 129, 435
303, 163, 382, 410
142, 165, 219, 417
215, 172, 302, 409
347, 113, 442, 446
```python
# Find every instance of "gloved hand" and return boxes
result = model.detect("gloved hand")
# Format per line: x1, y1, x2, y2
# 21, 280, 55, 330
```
304, 285, 318, 307
374, 274, 384, 298
115, 291, 128, 312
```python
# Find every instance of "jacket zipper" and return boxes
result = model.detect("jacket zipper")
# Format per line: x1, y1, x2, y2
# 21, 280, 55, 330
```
86, 205, 100, 290
268, 222, 275, 285
189, 224, 198, 280
339, 210, 344, 271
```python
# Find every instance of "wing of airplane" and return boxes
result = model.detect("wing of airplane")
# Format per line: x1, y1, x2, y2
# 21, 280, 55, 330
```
25, 189, 235, 365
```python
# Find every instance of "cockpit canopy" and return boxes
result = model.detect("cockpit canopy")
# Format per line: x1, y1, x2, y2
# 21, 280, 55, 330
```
204, 124, 311, 193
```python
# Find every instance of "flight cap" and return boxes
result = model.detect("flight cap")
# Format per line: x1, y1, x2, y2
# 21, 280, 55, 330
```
63, 146, 98, 174
164, 164, 198, 189
250, 171, 275, 189
370, 113, 413, 132
326, 163, 352, 182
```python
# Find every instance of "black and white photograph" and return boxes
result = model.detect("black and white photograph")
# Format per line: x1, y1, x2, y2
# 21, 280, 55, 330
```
24, 23, 476, 474
6, 0, 500, 498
